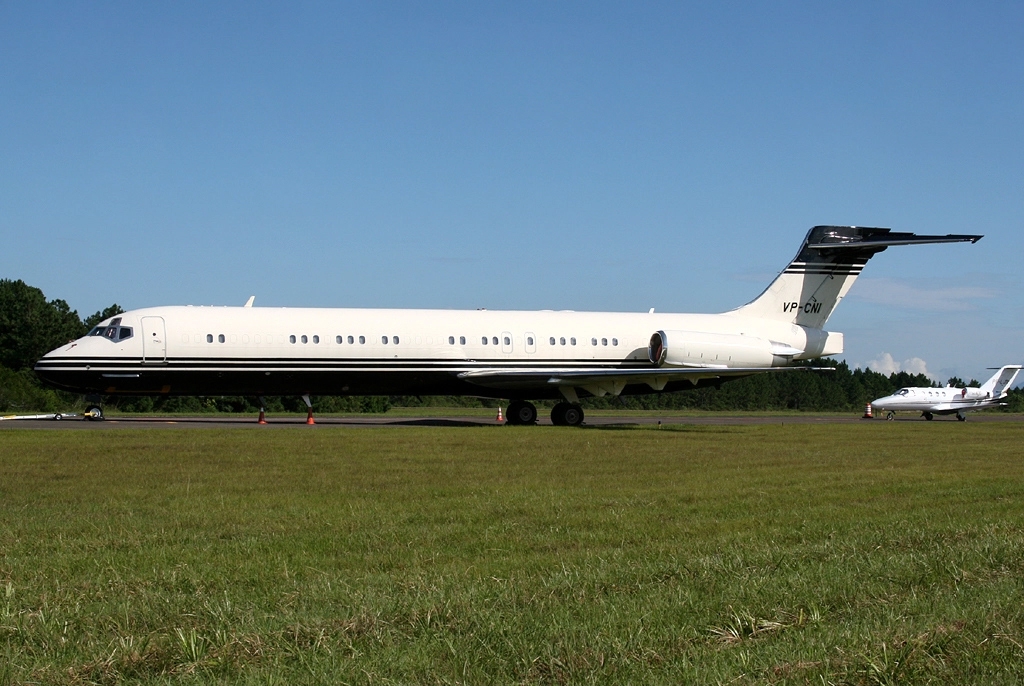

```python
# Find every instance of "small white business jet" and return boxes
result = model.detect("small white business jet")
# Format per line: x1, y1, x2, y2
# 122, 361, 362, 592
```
35, 226, 980, 426
871, 365, 1022, 422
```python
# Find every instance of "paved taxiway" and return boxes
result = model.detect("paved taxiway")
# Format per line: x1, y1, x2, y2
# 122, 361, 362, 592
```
2, 413, 1022, 429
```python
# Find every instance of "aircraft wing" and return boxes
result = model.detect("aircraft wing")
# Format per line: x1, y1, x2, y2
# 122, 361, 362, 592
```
458, 365, 830, 394
927, 401, 1007, 415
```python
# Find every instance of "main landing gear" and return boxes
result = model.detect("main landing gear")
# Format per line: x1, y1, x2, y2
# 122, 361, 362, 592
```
503, 401, 585, 426
551, 402, 585, 427
956, 412, 967, 422
922, 412, 934, 421
505, 400, 538, 425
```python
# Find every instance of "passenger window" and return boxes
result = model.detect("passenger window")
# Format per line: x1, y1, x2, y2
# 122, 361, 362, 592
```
393, 336, 399, 344
301, 335, 308, 344
460, 336, 466, 345
559, 337, 566, 345
207, 334, 213, 343
550, 337, 556, 345
359, 336, 365, 344
289, 335, 296, 344
449, 336, 455, 345
504, 336, 511, 345
591, 338, 597, 346
313, 335, 319, 344
382, 336, 388, 344
570, 337, 576, 346
481, 337, 488, 345
336, 335, 342, 344
527, 337, 534, 346
492, 337, 498, 346
218, 334, 225, 343
612, 338, 618, 346
602, 338, 607, 346
349, 335, 355, 344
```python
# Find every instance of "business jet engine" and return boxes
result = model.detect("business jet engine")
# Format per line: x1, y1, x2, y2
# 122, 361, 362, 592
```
648, 330, 797, 368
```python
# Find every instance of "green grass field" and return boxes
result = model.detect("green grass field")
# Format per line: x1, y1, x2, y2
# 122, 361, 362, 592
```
2, 423, 1024, 684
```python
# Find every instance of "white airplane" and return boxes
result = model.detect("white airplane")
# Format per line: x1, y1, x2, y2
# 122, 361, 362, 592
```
871, 365, 1022, 422
35, 226, 980, 425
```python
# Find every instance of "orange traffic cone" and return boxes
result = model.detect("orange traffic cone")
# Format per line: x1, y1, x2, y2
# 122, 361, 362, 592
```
496, 406, 504, 423
306, 407, 315, 425
862, 403, 873, 419
258, 408, 267, 424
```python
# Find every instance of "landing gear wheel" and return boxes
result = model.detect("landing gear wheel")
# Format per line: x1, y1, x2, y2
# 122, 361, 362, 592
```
923, 412, 934, 421
85, 405, 104, 421
886, 411, 894, 421
957, 413, 967, 422
506, 401, 537, 426
551, 402, 584, 427
54, 413, 62, 421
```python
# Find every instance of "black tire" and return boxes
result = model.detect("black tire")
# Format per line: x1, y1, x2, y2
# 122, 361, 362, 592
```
506, 401, 537, 426
886, 412, 894, 421
957, 413, 967, 422
923, 412, 933, 421
54, 413, 62, 421
86, 405, 104, 421
562, 404, 584, 426
550, 403, 568, 426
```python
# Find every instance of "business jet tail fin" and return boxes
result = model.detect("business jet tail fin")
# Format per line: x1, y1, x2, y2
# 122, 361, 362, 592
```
727, 226, 982, 329
980, 365, 1023, 398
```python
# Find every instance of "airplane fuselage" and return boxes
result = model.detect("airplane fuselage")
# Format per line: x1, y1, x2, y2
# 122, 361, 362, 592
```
35, 305, 839, 399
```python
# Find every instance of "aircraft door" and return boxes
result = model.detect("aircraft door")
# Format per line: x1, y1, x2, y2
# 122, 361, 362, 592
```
501, 331, 513, 354
142, 316, 167, 363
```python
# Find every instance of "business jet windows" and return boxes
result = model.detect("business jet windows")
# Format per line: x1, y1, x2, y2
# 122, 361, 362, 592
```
560, 337, 566, 345
527, 336, 534, 346
218, 334, 225, 343
570, 337, 576, 346
549, 337, 556, 345
503, 336, 511, 346
602, 338, 608, 346
459, 336, 466, 345
301, 335, 308, 344
359, 336, 365, 344
313, 335, 320, 344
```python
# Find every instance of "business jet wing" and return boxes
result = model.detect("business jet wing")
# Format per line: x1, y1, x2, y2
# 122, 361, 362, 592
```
458, 365, 829, 396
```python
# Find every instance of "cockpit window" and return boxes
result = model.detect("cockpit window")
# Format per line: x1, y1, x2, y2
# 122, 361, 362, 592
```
91, 319, 132, 342
895, 388, 910, 396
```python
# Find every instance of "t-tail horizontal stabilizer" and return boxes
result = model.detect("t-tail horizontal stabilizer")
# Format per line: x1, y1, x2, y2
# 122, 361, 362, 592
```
729, 226, 982, 329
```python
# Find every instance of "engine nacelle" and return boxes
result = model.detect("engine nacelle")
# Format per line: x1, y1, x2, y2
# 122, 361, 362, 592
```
961, 388, 989, 400
648, 330, 780, 368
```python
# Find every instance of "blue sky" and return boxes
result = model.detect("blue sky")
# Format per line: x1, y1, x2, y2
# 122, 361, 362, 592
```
2, 2, 1022, 383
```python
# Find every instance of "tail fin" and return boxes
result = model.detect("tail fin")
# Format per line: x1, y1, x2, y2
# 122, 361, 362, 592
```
980, 365, 1023, 397
727, 226, 982, 329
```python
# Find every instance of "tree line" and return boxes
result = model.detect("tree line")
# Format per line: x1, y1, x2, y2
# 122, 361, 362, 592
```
2, 278, 1020, 414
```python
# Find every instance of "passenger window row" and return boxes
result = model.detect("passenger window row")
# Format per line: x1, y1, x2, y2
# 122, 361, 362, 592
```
199, 332, 619, 348
548, 336, 618, 346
